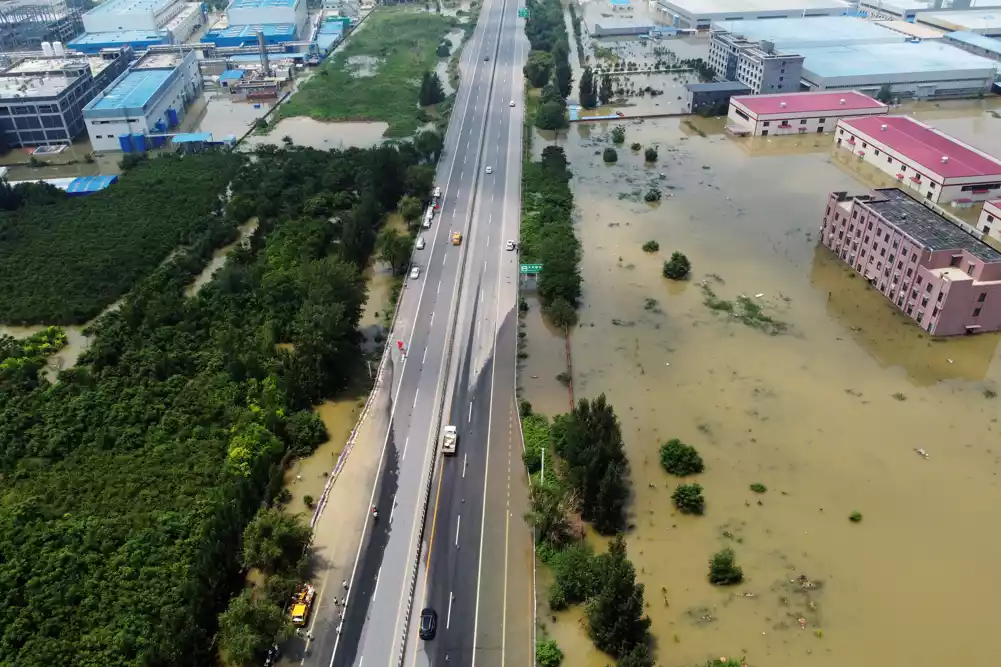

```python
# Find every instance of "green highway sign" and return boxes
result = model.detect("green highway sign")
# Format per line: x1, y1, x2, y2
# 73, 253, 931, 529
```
517, 7, 529, 17
520, 263, 543, 274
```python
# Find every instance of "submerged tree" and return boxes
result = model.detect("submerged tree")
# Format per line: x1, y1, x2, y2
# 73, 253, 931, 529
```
418, 71, 446, 106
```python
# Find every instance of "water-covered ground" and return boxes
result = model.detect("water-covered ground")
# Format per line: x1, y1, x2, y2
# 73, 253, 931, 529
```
520, 102, 1001, 667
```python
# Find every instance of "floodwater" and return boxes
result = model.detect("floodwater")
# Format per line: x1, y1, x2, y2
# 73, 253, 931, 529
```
185, 218, 260, 297
241, 116, 391, 150
521, 109, 1001, 667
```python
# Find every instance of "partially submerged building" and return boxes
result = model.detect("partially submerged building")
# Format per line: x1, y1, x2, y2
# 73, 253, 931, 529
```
977, 198, 1001, 243
655, 0, 851, 31
684, 81, 752, 114
726, 90, 887, 136
822, 187, 1001, 335
708, 29, 804, 94
835, 115, 1001, 204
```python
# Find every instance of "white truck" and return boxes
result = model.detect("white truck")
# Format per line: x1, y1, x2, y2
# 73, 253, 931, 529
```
440, 425, 457, 456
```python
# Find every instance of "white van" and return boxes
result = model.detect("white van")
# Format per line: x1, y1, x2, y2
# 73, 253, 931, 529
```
433, 186, 442, 199
422, 211, 433, 229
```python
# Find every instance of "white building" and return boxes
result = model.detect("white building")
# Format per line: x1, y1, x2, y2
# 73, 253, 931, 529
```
917, 8, 1001, 36
226, 0, 306, 32
163, 3, 204, 42
976, 199, 1001, 243
834, 115, 1001, 204
83, 0, 191, 33
83, 49, 201, 152
655, 0, 851, 31
726, 90, 888, 136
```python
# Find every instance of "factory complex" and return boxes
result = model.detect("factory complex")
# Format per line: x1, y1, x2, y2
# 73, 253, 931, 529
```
725, 90, 888, 135
708, 16, 1000, 99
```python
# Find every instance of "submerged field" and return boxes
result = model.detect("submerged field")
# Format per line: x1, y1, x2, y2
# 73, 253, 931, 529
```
520, 103, 1001, 667
279, 7, 460, 137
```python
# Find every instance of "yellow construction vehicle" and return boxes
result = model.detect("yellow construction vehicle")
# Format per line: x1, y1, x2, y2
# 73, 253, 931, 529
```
290, 584, 316, 627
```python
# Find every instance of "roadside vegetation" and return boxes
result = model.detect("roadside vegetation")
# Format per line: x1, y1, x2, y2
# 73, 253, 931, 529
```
280, 8, 459, 136
521, 146, 581, 326
524, 0, 572, 130
0, 152, 241, 324
0, 139, 442, 666
522, 399, 654, 667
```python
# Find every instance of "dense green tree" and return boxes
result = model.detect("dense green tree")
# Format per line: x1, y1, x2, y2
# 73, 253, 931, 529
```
586, 535, 651, 657
377, 227, 415, 276
579, 67, 597, 108
418, 70, 446, 106
546, 541, 598, 609
644, 147, 658, 162
524, 49, 555, 87
218, 591, 293, 667
551, 394, 629, 534
241, 508, 312, 575
526, 483, 580, 546
535, 100, 568, 130
599, 73, 613, 105
603, 147, 618, 163
659, 438, 704, 476
553, 41, 573, 98
284, 410, 329, 457
672, 483, 705, 515
611, 125, 626, 143
436, 40, 451, 57
709, 548, 744, 585
662, 251, 692, 280
876, 83, 893, 104
615, 642, 655, 667
536, 638, 565, 667
399, 194, 425, 227
413, 129, 444, 163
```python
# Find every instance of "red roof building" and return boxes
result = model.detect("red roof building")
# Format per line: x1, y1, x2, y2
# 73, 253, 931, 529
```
725, 91, 888, 137
835, 115, 1001, 205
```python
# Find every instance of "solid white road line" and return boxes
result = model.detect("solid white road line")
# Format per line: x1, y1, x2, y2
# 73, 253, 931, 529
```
430, 312, 434, 326
443, 253, 448, 266
487, 235, 490, 247
389, 497, 397, 524
455, 515, 461, 546
373, 566, 383, 602
463, 452, 468, 478
402, 436, 409, 461
422, 347, 428, 365
412, 389, 419, 410
468, 401, 473, 423
437, 280, 441, 295
446, 592, 454, 630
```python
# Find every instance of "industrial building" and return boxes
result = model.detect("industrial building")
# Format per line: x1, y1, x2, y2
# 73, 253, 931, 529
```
225, 0, 306, 33
315, 17, 343, 53
685, 81, 752, 114
834, 115, 1001, 204
68, 28, 170, 53
655, 0, 851, 31
708, 29, 804, 94
726, 90, 887, 135
917, 8, 1001, 35
83, 0, 191, 33
977, 199, 1001, 242
712, 16, 906, 50
797, 40, 998, 97
5, 174, 118, 195
822, 187, 1001, 335
0, 0, 82, 50
872, 19, 946, 39
858, 0, 999, 21
83, 49, 200, 152
0, 47, 131, 147
942, 30, 1001, 60
201, 22, 296, 47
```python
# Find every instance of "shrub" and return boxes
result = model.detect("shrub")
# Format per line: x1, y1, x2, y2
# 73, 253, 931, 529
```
672, 483, 705, 514
303, 495, 315, 508
630, 142, 642, 150
749, 483, 767, 493
849, 511, 863, 523
603, 147, 618, 163
520, 400, 533, 417
643, 188, 661, 203
659, 439, 704, 476
611, 125, 626, 143
644, 147, 658, 162
708, 548, 743, 585
662, 251, 691, 280
536, 638, 565, 667
641, 240, 659, 253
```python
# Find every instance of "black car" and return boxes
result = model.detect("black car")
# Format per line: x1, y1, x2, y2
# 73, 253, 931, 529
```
419, 608, 438, 640
484, 55, 490, 61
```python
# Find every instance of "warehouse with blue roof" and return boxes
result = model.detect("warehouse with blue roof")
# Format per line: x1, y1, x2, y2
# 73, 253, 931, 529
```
83, 49, 202, 152
68, 29, 171, 54
202, 22, 297, 47
943, 31, 1001, 62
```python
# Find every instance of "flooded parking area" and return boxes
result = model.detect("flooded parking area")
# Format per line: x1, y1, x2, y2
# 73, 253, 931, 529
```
521, 106, 1001, 666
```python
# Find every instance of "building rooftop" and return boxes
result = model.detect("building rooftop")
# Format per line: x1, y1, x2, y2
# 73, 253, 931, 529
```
842, 115, 1001, 179
685, 81, 753, 92
86, 0, 176, 16
798, 40, 999, 77
733, 90, 886, 115
87, 68, 172, 110
218, 68, 246, 82
6, 175, 119, 194
3, 55, 114, 78
917, 9, 1001, 33
945, 30, 1001, 54
133, 50, 186, 68
163, 3, 202, 31
659, 0, 850, 16
227, 0, 297, 9
69, 29, 169, 45
207, 22, 296, 38
0, 58, 91, 99
873, 19, 945, 39
868, 188, 1001, 262
713, 16, 903, 48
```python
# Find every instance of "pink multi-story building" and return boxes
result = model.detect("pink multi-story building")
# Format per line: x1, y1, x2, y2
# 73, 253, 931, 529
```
822, 187, 1001, 336
977, 199, 1001, 245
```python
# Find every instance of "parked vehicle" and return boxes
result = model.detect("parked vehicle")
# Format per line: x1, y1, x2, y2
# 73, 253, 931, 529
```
441, 425, 457, 455
290, 584, 315, 626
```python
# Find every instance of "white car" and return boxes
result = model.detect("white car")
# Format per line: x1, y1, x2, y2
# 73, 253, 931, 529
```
410, 266, 421, 280
505, 240, 516, 251
509, 101, 515, 107
485, 166, 493, 174
416, 236, 426, 250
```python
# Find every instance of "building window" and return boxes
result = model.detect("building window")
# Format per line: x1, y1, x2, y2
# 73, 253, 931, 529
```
862, 142, 868, 148
818, 117, 826, 123
916, 276, 922, 286
867, 222, 873, 230
817, 126, 824, 133
839, 128, 844, 135
892, 240, 899, 249
853, 210, 859, 219
880, 248, 886, 257
984, 226, 992, 235
911, 253, 917, 262
761, 130, 768, 136
906, 268, 913, 278
978, 292, 987, 302
932, 306, 940, 318
989, 214, 996, 223
887, 156, 893, 164
901, 165, 907, 172
969, 262, 977, 274
763, 121, 770, 127
884, 234, 890, 243
950, 256, 961, 268
911, 289, 918, 299
929, 182, 936, 189
907, 305, 914, 315
799, 118, 807, 124
897, 260, 903, 270
926, 283, 933, 293
875, 149, 880, 156
922, 297, 929, 307
974, 307, 983, 317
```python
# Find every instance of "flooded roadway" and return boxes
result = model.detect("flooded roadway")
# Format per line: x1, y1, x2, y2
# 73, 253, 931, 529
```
520, 107, 1001, 666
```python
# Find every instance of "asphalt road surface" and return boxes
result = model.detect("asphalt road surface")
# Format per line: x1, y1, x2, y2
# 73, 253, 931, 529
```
303, 0, 532, 665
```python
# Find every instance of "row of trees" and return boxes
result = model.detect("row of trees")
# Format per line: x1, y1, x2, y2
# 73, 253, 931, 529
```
523, 398, 653, 667
524, 0, 572, 130
578, 67, 613, 109
0, 138, 441, 666
521, 146, 581, 325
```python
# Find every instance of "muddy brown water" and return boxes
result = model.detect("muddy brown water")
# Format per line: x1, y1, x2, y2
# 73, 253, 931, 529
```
520, 109, 1001, 667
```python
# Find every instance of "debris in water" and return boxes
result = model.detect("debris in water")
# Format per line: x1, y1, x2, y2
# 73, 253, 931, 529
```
914, 448, 930, 459
948, 358, 954, 364
755, 293, 764, 298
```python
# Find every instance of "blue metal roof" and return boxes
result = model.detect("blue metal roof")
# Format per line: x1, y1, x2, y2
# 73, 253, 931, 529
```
799, 40, 999, 78
88, 69, 173, 111
172, 132, 214, 143
69, 29, 169, 45
65, 175, 118, 193
218, 69, 247, 82
228, 0, 296, 9
86, 0, 175, 16
946, 31, 1001, 55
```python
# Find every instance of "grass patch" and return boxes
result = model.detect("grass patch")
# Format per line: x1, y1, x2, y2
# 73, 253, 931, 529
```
892, 392, 907, 401
279, 8, 459, 137
699, 284, 787, 335
684, 119, 707, 138
749, 483, 767, 494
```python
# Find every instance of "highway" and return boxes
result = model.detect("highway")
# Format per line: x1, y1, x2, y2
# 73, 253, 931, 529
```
301, 0, 533, 664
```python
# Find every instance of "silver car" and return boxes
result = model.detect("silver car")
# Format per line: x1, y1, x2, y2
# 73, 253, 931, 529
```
410, 266, 421, 280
